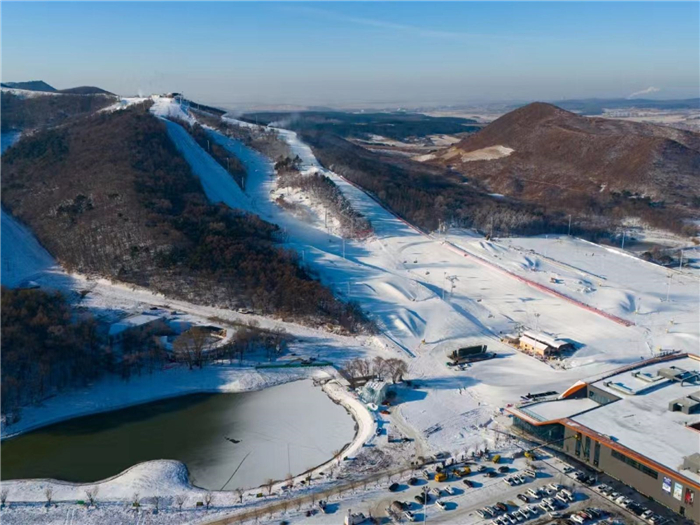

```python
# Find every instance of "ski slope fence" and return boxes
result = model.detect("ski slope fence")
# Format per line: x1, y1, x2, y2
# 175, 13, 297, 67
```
441, 240, 635, 327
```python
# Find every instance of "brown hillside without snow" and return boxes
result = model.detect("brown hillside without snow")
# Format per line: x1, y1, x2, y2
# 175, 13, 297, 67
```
429, 102, 700, 233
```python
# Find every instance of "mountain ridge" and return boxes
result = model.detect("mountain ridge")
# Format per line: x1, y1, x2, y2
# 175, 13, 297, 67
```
428, 102, 700, 234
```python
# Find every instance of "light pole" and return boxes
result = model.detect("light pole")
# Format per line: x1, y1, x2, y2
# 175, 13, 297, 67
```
567, 215, 572, 236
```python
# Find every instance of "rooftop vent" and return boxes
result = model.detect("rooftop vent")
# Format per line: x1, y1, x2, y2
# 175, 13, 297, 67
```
669, 391, 700, 414
682, 452, 700, 474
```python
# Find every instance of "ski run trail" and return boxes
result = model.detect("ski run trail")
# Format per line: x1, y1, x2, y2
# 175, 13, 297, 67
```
1, 97, 699, 524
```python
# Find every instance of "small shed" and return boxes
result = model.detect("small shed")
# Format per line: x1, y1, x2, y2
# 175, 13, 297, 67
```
359, 381, 389, 405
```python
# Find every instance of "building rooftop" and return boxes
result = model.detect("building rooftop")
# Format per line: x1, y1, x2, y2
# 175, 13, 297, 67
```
108, 312, 165, 336
518, 397, 599, 422
571, 355, 700, 484
522, 330, 570, 349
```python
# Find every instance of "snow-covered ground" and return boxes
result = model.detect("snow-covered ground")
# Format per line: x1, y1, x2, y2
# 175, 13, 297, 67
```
3, 99, 699, 523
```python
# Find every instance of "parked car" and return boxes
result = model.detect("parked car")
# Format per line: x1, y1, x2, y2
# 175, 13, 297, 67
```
414, 494, 426, 505
498, 465, 510, 473
503, 477, 515, 486
422, 470, 431, 480
478, 465, 487, 472
641, 510, 654, 521
517, 493, 530, 503
570, 514, 585, 524
431, 487, 441, 497
486, 471, 498, 478
463, 479, 473, 487
436, 500, 447, 510
527, 488, 540, 499
408, 477, 418, 486
554, 493, 569, 505
524, 469, 537, 478
444, 485, 455, 495
496, 502, 508, 512
403, 510, 416, 522
388, 483, 399, 492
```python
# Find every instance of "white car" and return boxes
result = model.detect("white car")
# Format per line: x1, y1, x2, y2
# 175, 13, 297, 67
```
554, 493, 568, 505
404, 510, 416, 522
445, 485, 455, 495
641, 510, 654, 521
571, 515, 585, 525
431, 487, 442, 497
517, 474, 527, 484
526, 488, 540, 499
436, 500, 447, 510
477, 509, 488, 519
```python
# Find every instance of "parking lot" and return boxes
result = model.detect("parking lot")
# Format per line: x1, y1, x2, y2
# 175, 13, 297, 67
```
367, 451, 682, 525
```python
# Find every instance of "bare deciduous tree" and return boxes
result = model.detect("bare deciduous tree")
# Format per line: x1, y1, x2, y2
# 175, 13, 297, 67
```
204, 491, 213, 510
175, 494, 185, 511
84, 486, 99, 507
44, 487, 53, 506
386, 358, 408, 383
1, 488, 9, 507
173, 327, 211, 369
372, 356, 389, 380
234, 487, 244, 504
132, 492, 140, 508
264, 478, 274, 496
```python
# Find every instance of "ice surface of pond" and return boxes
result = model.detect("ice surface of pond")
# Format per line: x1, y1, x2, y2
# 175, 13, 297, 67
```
3, 380, 355, 490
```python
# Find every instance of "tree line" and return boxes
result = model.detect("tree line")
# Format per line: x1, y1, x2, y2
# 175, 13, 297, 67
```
275, 156, 372, 239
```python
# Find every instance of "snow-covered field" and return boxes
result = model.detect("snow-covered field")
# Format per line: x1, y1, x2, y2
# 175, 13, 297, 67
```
3, 99, 699, 524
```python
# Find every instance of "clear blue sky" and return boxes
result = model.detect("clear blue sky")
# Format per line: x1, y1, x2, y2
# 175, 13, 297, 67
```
2, 2, 698, 108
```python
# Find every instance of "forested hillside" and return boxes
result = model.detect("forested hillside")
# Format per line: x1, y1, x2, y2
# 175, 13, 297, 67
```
1, 91, 115, 132
299, 129, 557, 236
430, 103, 700, 235
1, 288, 107, 418
2, 105, 368, 332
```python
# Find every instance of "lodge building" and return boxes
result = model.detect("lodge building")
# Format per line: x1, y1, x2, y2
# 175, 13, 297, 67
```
507, 354, 700, 523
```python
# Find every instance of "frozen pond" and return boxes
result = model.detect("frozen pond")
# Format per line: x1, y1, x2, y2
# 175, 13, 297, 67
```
2, 380, 356, 490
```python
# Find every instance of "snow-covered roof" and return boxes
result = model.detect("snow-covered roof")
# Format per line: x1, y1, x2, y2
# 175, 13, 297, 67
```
519, 335, 549, 352
519, 397, 599, 422
522, 330, 570, 349
108, 313, 165, 336
571, 355, 700, 484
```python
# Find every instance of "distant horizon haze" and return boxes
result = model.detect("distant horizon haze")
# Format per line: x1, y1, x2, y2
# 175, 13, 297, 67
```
2, 2, 698, 109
